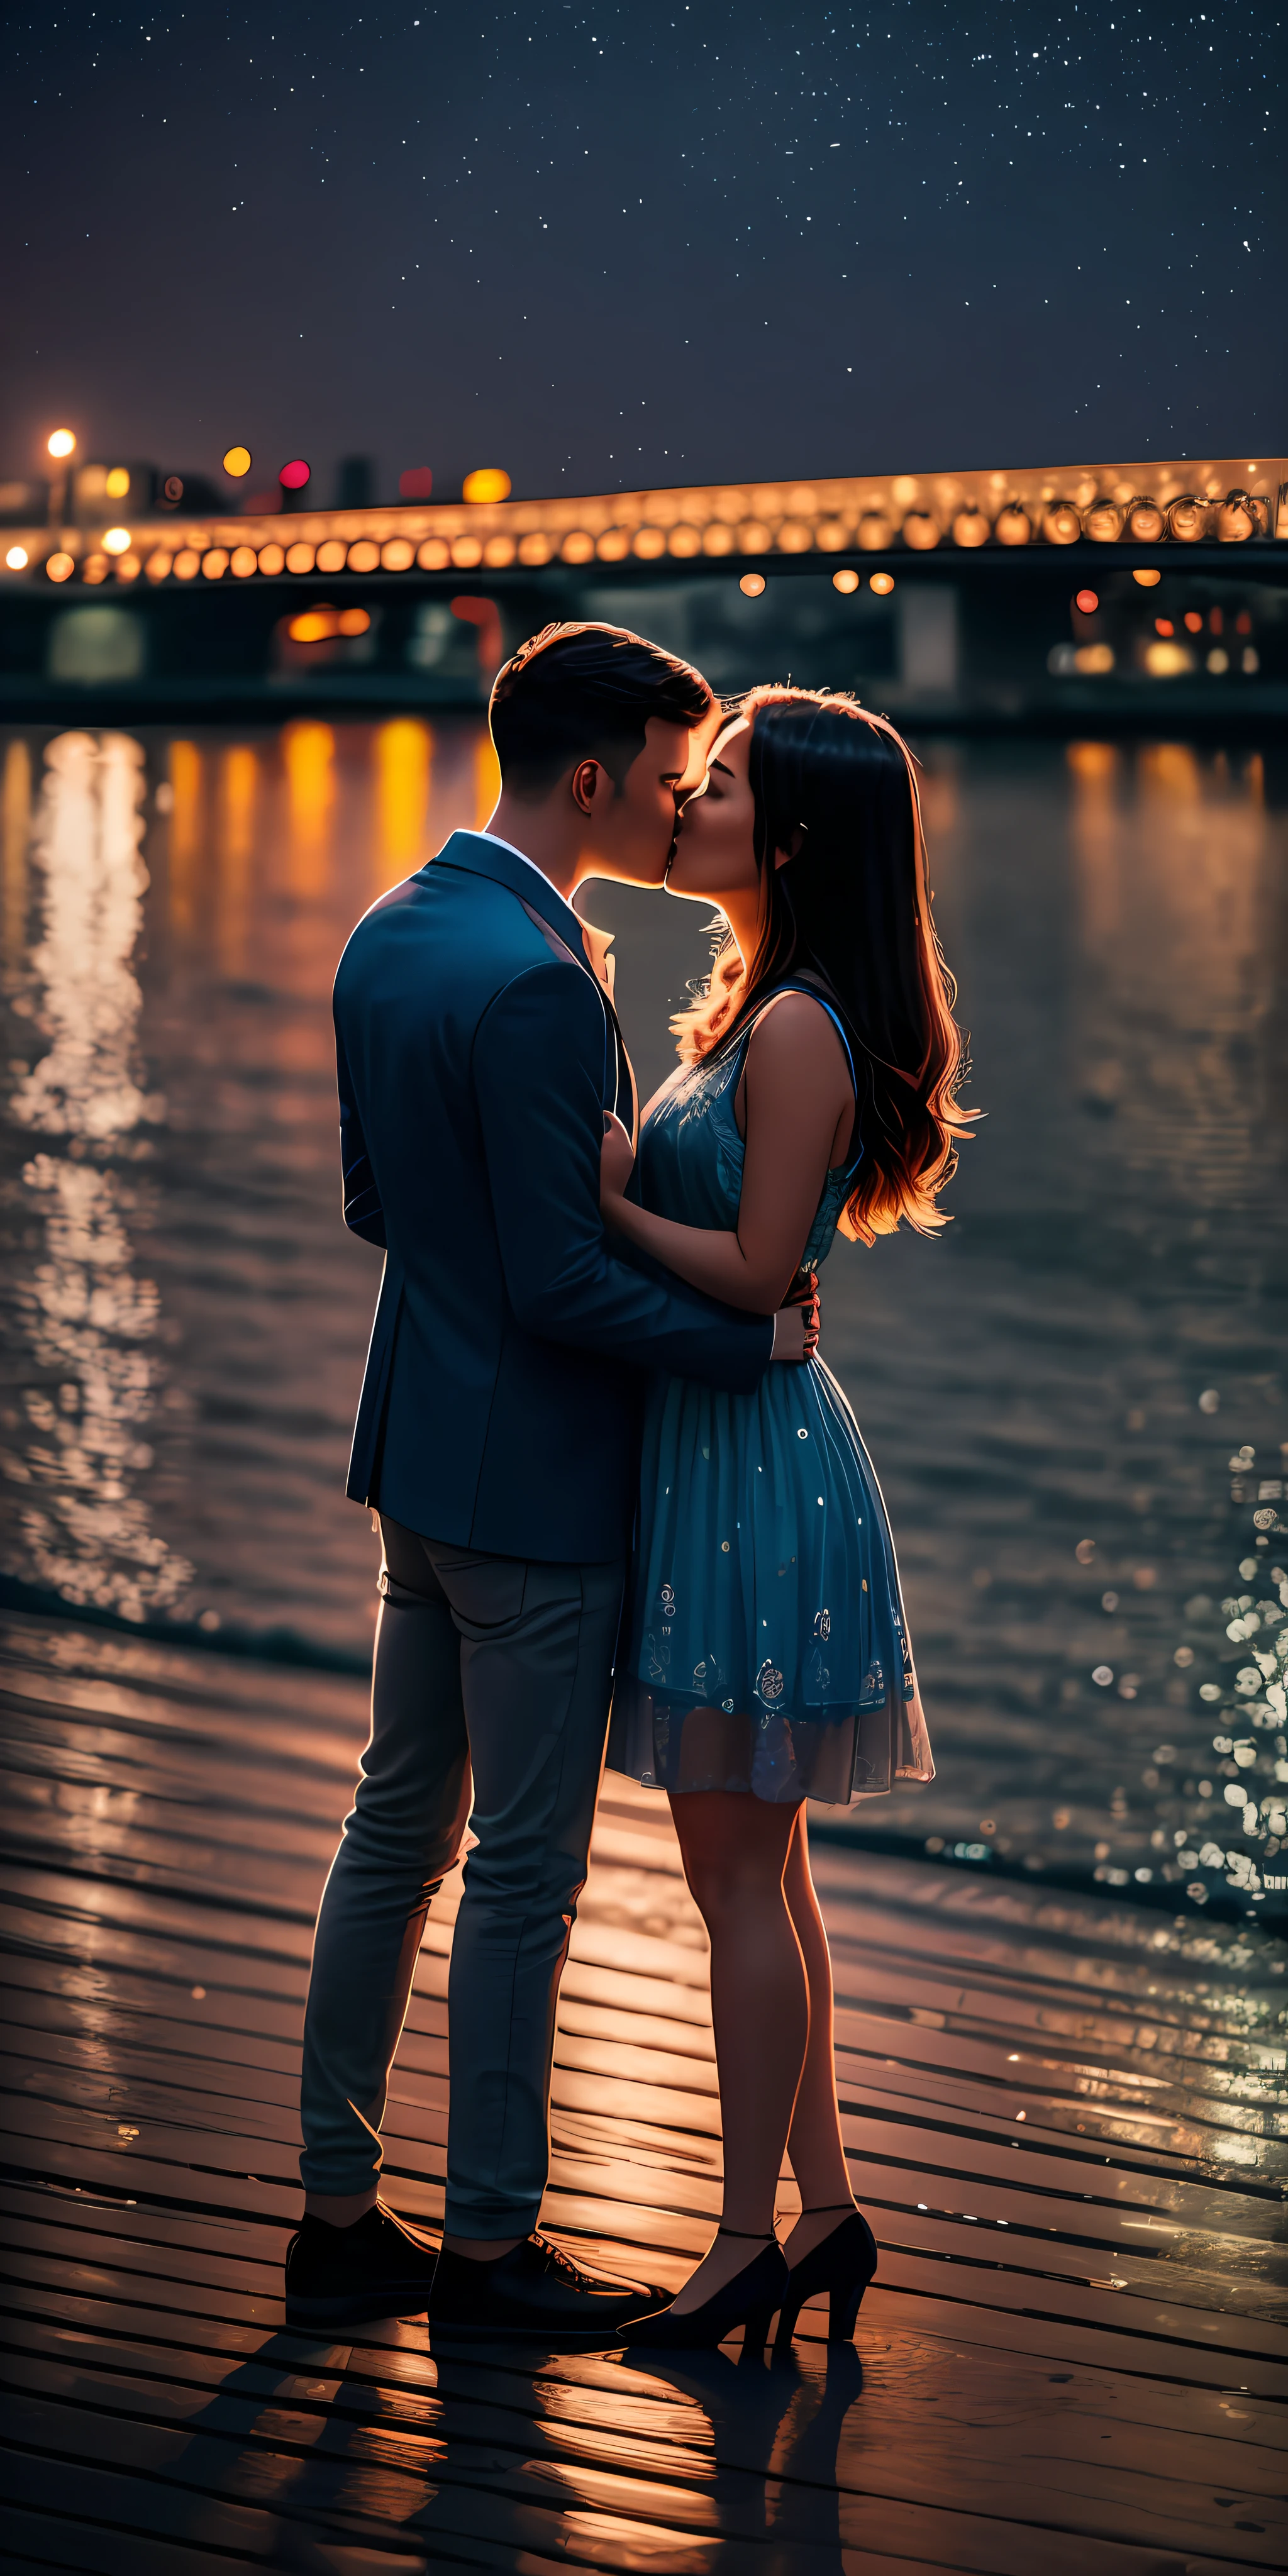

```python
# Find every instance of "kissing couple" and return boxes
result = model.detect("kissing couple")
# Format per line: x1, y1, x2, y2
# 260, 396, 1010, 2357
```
287, 621, 967, 2350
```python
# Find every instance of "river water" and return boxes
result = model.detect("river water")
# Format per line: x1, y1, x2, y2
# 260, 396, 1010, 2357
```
1, 719, 1285, 1919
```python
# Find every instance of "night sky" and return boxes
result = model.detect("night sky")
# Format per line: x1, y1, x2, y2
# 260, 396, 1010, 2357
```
4, 4, 1283, 506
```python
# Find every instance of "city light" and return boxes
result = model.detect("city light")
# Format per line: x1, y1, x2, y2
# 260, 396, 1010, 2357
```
739, 573, 766, 596
5, 546, 29, 570
463, 469, 511, 504
869, 572, 895, 595
1144, 639, 1193, 677
832, 567, 860, 592
400, 467, 434, 499
1133, 569, 1162, 587
223, 446, 253, 477
102, 527, 132, 555
47, 429, 76, 459
106, 468, 130, 499
279, 459, 311, 491
46, 553, 75, 581
287, 607, 372, 643
1075, 589, 1099, 614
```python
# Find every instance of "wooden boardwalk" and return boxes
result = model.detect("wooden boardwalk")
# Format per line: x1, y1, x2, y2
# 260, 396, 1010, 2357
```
1, 1606, 1285, 2575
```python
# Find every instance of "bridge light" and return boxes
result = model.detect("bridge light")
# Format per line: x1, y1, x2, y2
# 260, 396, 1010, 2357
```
1166, 495, 1207, 542
869, 571, 895, 595
279, 458, 311, 491
47, 429, 76, 459
463, 468, 511, 504
1132, 569, 1161, 587
1124, 497, 1164, 542
994, 504, 1031, 548
901, 511, 940, 551
832, 567, 860, 592
739, 573, 766, 596
223, 445, 253, 477
1041, 501, 1081, 545
103, 527, 131, 555
1084, 497, 1123, 542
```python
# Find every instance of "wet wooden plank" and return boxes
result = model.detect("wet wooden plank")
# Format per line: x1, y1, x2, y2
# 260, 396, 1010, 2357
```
1, 1610, 1285, 2573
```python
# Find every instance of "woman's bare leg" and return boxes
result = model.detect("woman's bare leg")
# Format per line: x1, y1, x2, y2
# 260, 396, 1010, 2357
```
666, 1784, 808, 2311
781, 1807, 857, 2265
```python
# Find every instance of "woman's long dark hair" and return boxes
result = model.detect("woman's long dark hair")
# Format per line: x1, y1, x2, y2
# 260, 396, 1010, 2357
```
673, 686, 975, 1241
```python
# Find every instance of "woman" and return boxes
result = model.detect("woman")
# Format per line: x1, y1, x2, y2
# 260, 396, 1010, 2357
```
599, 687, 974, 2350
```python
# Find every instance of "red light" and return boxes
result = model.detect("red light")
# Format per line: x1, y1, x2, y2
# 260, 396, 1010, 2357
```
399, 465, 434, 499
1155, 618, 1174, 637
1074, 589, 1098, 615
279, 458, 311, 491
1209, 606, 1223, 635
1235, 611, 1252, 635
1184, 611, 1202, 633
450, 594, 503, 671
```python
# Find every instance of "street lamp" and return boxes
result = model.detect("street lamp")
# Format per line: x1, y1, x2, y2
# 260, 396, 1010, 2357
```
46, 429, 77, 530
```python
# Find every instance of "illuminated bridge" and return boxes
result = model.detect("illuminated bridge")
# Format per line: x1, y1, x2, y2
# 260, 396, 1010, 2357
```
2, 453, 1285, 727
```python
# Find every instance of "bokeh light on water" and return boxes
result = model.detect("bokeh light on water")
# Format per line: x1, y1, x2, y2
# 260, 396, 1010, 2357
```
1, 721, 1284, 1918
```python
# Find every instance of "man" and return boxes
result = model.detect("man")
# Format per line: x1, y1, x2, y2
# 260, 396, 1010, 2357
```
287, 623, 809, 2341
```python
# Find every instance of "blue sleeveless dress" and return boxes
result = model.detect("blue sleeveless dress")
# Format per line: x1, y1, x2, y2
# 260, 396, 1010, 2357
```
608, 985, 935, 1806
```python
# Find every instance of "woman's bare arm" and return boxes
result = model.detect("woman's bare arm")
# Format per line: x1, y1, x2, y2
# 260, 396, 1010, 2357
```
601, 994, 853, 1312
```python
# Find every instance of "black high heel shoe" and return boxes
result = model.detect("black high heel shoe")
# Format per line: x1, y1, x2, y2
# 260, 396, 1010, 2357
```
623, 2228, 789, 2351
774, 2202, 878, 2352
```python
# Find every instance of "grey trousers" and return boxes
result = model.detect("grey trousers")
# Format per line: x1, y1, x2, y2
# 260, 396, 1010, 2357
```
299, 1518, 625, 2236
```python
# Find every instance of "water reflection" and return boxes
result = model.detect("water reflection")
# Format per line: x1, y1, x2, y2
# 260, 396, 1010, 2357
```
283, 721, 335, 894
375, 716, 432, 875
4, 731, 190, 1619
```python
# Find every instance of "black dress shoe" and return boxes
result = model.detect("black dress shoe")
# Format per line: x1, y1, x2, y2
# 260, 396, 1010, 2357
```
427, 2232, 667, 2344
284, 2202, 439, 2328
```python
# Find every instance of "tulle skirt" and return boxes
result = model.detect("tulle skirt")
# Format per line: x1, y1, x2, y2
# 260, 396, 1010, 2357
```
608, 1355, 935, 1804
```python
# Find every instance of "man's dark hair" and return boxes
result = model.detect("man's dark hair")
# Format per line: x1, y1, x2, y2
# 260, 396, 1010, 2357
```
489, 621, 713, 793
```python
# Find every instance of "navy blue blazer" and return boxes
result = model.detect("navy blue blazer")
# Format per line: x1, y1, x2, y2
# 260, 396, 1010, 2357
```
333, 830, 772, 1562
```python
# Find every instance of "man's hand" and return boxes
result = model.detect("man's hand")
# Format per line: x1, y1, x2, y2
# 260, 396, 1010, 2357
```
771, 1304, 810, 1363
771, 1269, 820, 1364
600, 1111, 635, 1216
